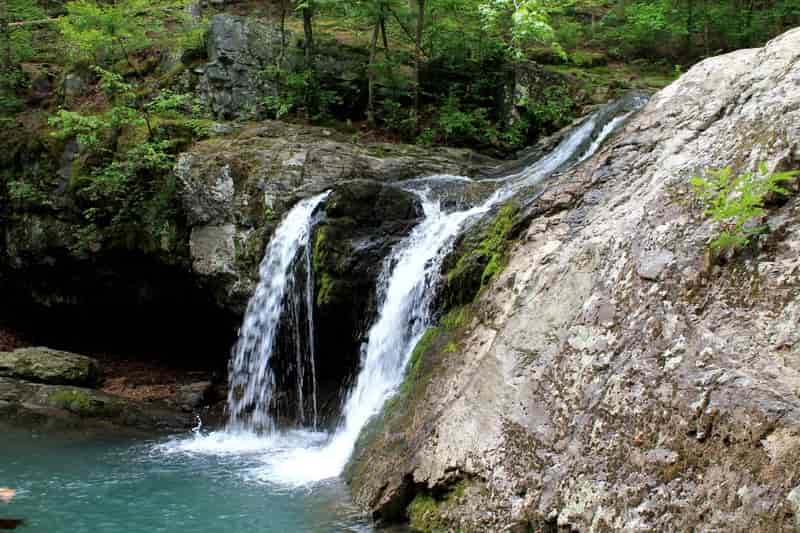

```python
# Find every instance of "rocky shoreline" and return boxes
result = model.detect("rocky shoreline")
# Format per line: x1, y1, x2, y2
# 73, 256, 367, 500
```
0, 345, 217, 434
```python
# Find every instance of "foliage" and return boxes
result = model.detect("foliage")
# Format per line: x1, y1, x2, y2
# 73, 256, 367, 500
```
262, 66, 338, 121
479, 0, 560, 57
521, 83, 573, 132
690, 164, 798, 254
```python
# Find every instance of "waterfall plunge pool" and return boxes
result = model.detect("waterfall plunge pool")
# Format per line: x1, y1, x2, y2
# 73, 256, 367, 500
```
1, 426, 373, 532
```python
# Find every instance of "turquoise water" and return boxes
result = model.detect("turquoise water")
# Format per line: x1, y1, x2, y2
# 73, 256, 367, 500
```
0, 426, 371, 532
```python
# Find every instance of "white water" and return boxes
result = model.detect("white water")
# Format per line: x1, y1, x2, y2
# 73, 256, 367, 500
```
226, 191, 330, 431
164, 99, 643, 485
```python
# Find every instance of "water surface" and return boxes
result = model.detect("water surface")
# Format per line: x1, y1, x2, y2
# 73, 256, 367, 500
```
1, 426, 370, 532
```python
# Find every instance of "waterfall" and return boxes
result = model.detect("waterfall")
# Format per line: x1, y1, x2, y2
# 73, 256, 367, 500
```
176, 97, 645, 485
226, 191, 330, 431
258, 96, 647, 485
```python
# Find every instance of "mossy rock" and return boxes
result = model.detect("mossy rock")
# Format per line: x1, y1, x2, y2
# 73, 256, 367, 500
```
0, 347, 99, 387
438, 202, 519, 310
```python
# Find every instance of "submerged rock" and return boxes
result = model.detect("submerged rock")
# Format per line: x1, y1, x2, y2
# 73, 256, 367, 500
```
348, 27, 800, 531
0, 347, 99, 387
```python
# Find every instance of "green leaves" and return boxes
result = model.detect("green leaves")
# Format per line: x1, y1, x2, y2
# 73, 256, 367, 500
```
479, 0, 558, 55
691, 164, 798, 255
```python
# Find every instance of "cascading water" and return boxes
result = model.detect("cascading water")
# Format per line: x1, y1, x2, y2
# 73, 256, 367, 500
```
165, 96, 646, 488
226, 191, 330, 431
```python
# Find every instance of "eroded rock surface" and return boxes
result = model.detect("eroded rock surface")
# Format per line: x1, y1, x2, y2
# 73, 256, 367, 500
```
349, 28, 800, 531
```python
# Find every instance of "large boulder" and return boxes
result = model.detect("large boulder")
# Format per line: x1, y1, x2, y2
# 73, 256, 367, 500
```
348, 28, 800, 531
0, 347, 99, 387
175, 121, 493, 313
198, 14, 285, 119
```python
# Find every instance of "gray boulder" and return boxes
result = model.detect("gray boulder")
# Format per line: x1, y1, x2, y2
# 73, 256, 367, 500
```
198, 14, 285, 119
0, 347, 99, 387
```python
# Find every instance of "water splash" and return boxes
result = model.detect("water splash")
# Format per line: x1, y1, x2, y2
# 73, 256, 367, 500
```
226, 192, 330, 431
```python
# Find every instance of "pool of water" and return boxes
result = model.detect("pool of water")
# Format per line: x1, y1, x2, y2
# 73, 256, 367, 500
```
0, 426, 371, 532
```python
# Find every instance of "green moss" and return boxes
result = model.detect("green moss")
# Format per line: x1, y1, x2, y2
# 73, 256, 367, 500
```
401, 327, 440, 395
408, 494, 445, 532
47, 388, 123, 417
441, 306, 470, 330
444, 202, 517, 307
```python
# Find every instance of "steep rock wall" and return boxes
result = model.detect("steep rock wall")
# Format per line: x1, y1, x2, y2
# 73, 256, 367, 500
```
349, 28, 800, 532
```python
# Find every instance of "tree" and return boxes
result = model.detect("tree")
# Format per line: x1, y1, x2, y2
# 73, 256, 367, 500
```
479, 0, 559, 57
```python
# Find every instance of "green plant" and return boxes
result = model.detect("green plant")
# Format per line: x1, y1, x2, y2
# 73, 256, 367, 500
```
521, 84, 573, 132
690, 164, 798, 254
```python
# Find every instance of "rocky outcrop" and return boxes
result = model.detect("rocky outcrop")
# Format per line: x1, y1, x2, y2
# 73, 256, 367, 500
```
0, 347, 99, 387
0, 347, 195, 433
348, 28, 800, 531
198, 14, 369, 120
176, 121, 493, 313
199, 14, 285, 119
308, 181, 423, 417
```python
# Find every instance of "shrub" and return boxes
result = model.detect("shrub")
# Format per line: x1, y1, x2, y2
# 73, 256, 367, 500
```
690, 164, 798, 255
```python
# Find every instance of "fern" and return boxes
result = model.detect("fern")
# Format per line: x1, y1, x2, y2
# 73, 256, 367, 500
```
690, 163, 798, 254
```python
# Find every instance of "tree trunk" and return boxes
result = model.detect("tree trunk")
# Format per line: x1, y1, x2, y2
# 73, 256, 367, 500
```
414, 0, 425, 130
0, 4, 11, 73
380, 17, 389, 50
367, 17, 380, 125
302, 2, 315, 120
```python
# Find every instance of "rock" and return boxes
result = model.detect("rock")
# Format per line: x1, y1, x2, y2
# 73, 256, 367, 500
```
175, 381, 213, 411
197, 15, 368, 121
61, 71, 88, 107
636, 248, 675, 280
175, 121, 494, 312
198, 14, 285, 119
348, 28, 800, 532
304, 181, 422, 422
0, 347, 99, 387
0, 377, 193, 432
788, 486, 800, 532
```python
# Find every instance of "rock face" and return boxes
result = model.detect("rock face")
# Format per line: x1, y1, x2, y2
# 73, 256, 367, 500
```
198, 14, 370, 121
176, 121, 492, 313
308, 181, 423, 417
348, 28, 800, 531
199, 14, 285, 119
0, 347, 99, 387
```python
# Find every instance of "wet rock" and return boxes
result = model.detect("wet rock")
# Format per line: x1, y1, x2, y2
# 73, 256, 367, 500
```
349, 28, 800, 531
0, 377, 193, 432
175, 381, 213, 412
0, 347, 99, 387
281, 180, 421, 423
